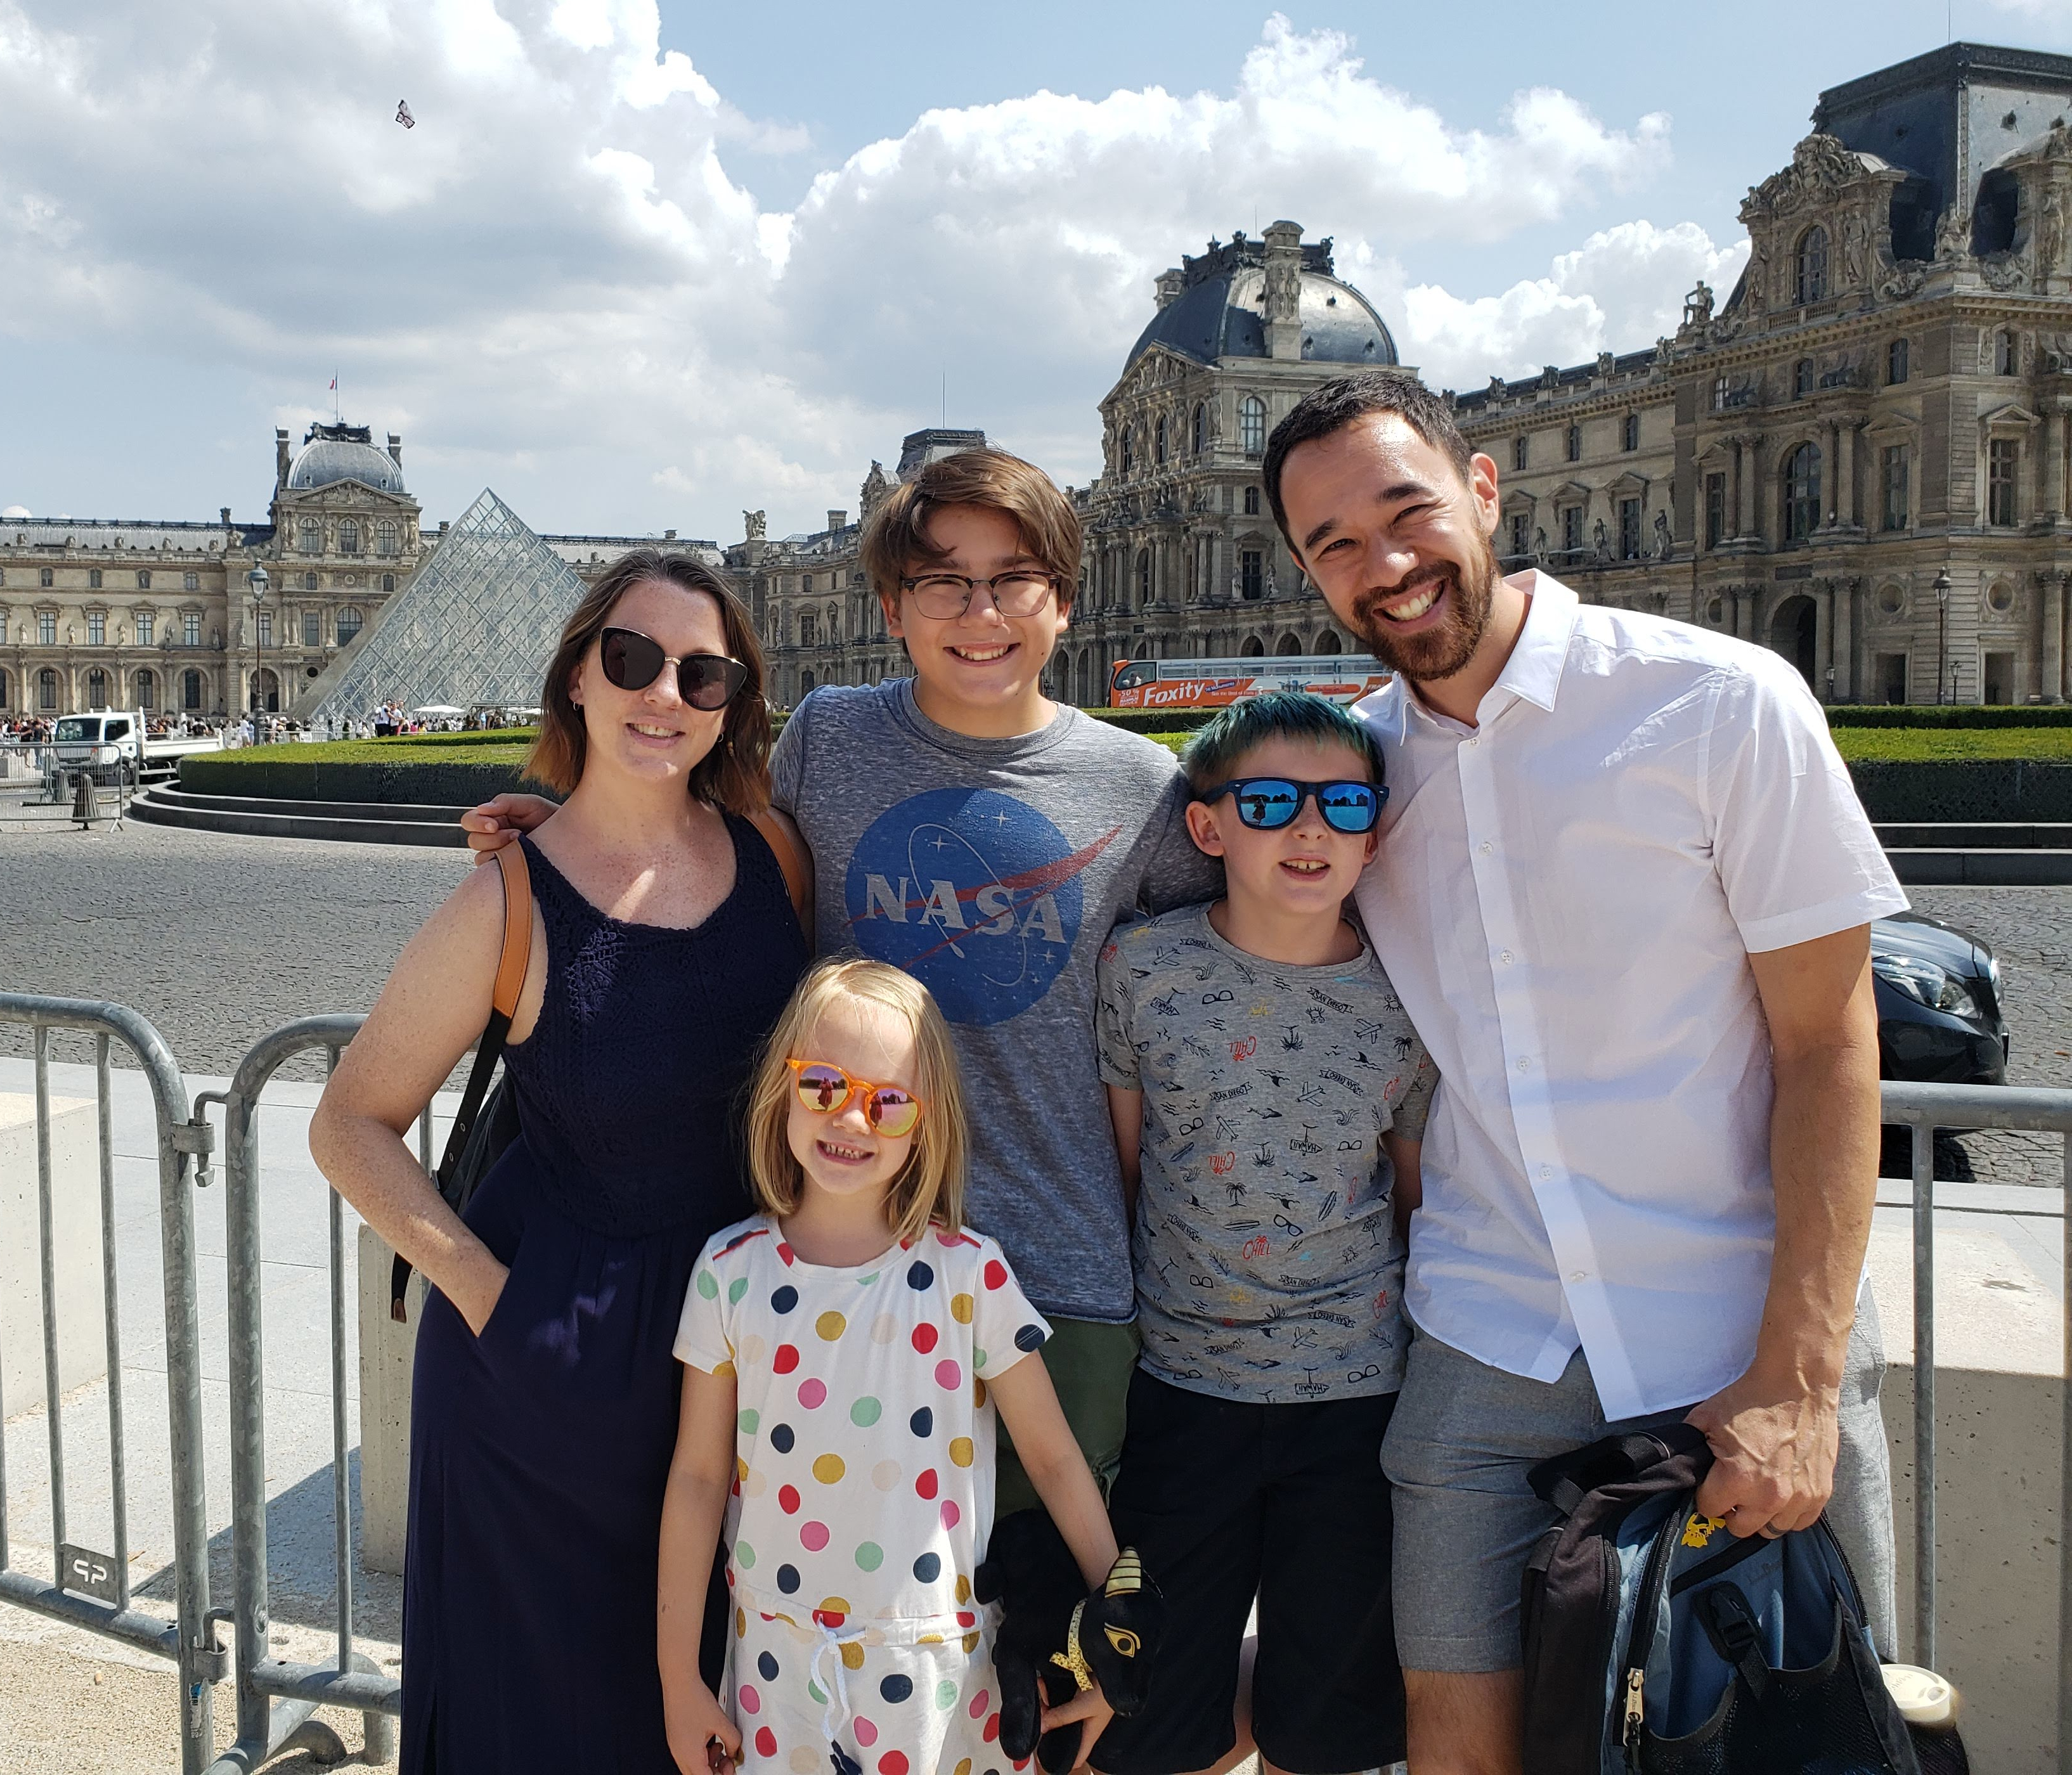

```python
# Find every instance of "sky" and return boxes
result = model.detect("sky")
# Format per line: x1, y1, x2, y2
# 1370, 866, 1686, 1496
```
4, 0, 2072, 542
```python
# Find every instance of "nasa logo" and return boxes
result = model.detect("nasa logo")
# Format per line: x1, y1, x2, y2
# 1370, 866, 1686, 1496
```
843, 787, 1118, 1026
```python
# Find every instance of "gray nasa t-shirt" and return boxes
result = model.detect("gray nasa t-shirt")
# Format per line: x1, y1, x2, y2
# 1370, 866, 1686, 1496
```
769, 681, 1221, 1322
1096, 903, 1436, 1403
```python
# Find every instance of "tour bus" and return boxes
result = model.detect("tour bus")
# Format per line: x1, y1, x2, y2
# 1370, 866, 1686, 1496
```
1108, 654, 1389, 711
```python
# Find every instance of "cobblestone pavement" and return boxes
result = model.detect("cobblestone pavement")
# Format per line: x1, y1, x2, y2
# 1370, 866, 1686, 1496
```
0, 824, 2066, 1161
1909, 886, 2072, 1185
0, 820, 472, 1078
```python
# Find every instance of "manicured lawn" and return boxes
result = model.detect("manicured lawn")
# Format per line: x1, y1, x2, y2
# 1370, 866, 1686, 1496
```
1830, 726, 2072, 762
217, 729, 538, 766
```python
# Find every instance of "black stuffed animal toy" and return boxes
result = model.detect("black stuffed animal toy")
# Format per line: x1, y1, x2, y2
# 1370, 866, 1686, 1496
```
973, 1509, 1166, 1774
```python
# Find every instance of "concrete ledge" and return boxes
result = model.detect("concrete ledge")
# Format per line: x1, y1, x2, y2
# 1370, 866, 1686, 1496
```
1875, 823, 2072, 849
0, 1093, 107, 1413
144, 785, 464, 824
129, 787, 468, 848
1886, 849, 2072, 885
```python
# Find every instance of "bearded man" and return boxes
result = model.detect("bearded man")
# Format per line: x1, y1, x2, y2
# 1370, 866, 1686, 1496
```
1262, 370, 1906, 1775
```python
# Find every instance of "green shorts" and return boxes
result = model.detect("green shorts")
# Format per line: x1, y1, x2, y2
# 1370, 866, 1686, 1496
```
994, 1315, 1141, 1521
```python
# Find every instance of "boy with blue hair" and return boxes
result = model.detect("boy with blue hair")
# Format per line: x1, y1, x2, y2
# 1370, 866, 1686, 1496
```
1092, 690, 1434, 1775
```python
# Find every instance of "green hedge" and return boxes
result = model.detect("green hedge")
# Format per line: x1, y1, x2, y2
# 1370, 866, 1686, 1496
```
1077, 707, 1217, 735
1824, 704, 2072, 728
182, 754, 548, 806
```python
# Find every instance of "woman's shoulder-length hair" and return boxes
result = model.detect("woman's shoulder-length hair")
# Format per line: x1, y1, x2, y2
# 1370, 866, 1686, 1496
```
523, 548, 771, 815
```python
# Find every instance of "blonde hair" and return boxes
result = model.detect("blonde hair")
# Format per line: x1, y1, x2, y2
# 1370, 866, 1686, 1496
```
744, 960, 968, 1242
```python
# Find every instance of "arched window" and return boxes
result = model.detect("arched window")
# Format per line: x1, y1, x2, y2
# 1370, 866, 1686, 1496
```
338, 519, 361, 555
1794, 226, 1829, 304
300, 519, 321, 553
1239, 397, 1267, 458
1274, 631, 1303, 656
136, 668, 156, 709
1137, 550, 1153, 606
1998, 330, 2020, 375
303, 571, 318, 591
337, 607, 363, 645
1793, 358, 1814, 398
1887, 339, 1910, 385
1782, 442, 1822, 543
1155, 415, 1168, 465
1192, 403, 1208, 455
382, 573, 395, 594
1240, 635, 1265, 657
88, 568, 103, 590
1316, 630, 1342, 655
87, 667, 108, 705
39, 668, 59, 709
137, 569, 151, 589
376, 519, 399, 556
183, 669, 202, 711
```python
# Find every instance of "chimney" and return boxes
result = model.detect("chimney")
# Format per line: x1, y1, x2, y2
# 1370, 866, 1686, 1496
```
1262, 221, 1304, 361
827, 510, 847, 532
220, 507, 232, 527
665, 528, 678, 540
275, 429, 290, 490
1154, 267, 1186, 310
387, 432, 403, 469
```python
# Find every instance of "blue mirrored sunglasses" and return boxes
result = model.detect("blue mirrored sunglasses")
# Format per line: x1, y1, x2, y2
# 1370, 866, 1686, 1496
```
1194, 777, 1386, 834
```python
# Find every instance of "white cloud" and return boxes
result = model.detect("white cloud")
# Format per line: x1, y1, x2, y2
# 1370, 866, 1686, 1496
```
0, 2, 1707, 535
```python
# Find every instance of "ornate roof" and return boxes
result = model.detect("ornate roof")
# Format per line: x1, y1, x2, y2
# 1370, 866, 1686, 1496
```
287, 422, 408, 496
1125, 232, 1396, 371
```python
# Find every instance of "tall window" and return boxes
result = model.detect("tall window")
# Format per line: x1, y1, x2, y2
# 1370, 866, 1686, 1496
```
1509, 512, 1531, 558
1618, 498, 1642, 560
87, 667, 107, 704
1239, 397, 1267, 458
800, 609, 817, 647
338, 607, 363, 645
88, 568, 102, 590
1622, 413, 1640, 452
183, 571, 199, 591
1137, 550, 1152, 606
137, 611, 154, 645
300, 519, 321, 553
1712, 375, 1730, 412
39, 567, 52, 588
1881, 446, 1910, 531
1795, 226, 1829, 304
1119, 429, 1133, 475
1782, 442, 1822, 542
257, 610, 273, 647
381, 573, 395, 593
1155, 415, 1167, 465
0, 668, 8, 707
183, 669, 202, 710
1793, 358, 1814, 398
1191, 403, 1207, 455
303, 571, 319, 591
302, 610, 322, 646
1705, 472, 1728, 548
1998, 331, 2019, 376
39, 668, 58, 709
1512, 436, 1527, 472
376, 519, 399, 555
136, 569, 151, 589
1565, 423, 1581, 463
338, 519, 361, 555
1989, 439, 2020, 526
136, 668, 155, 709
183, 612, 201, 647
1240, 548, 1264, 598
87, 612, 105, 645
39, 611, 56, 645
1243, 486, 1260, 516
1561, 505, 1584, 554
1887, 339, 1910, 385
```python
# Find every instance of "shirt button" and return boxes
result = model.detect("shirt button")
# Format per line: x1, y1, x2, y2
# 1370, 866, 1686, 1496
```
1569, 1270, 1590, 1284
1467, 736, 1480, 748
1479, 841, 1492, 855
1517, 1057, 1530, 1073
1539, 1165, 1552, 1180
1500, 950, 1514, 964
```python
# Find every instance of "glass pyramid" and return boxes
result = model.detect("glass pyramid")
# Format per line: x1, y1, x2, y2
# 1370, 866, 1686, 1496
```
304, 489, 588, 722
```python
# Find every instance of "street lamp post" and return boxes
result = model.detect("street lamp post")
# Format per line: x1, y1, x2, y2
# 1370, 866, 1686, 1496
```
247, 564, 269, 733
1933, 569, 1952, 707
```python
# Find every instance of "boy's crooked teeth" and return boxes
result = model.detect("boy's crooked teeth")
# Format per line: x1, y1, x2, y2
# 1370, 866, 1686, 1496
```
1282, 860, 1330, 875
1383, 584, 1440, 623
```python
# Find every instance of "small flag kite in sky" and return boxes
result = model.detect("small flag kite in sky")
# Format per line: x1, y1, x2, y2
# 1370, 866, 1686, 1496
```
396, 100, 415, 129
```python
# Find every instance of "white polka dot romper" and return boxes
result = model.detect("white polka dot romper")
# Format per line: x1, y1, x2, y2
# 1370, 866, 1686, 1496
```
674, 1215, 1054, 1775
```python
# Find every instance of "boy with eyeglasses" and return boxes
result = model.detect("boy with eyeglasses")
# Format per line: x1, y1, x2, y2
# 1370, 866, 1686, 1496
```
464, 450, 1217, 1540
1089, 690, 1432, 1775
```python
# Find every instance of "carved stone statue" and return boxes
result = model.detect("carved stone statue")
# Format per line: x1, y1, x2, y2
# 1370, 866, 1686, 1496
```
1265, 562, 1280, 598
2040, 178, 2072, 273
1654, 510, 1674, 560
1596, 350, 1616, 378
1488, 374, 1508, 401
1683, 281, 1714, 327
1935, 203, 1971, 263
743, 510, 767, 542
1592, 518, 1610, 560
1534, 526, 1548, 557
859, 462, 890, 522
1841, 209, 1868, 284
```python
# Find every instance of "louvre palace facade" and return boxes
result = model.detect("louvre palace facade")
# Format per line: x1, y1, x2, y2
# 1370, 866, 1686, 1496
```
11, 41, 2072, 720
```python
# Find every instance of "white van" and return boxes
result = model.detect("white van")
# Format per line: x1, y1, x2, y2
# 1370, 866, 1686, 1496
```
50, 710, 145, 783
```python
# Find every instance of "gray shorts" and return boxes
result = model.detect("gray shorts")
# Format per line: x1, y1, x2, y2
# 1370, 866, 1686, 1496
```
1381, 1287, 1896, 1674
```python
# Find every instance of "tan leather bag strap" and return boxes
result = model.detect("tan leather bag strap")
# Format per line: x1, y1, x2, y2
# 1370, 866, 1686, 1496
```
490, 841, 533, 1018
747, 807, 812, 926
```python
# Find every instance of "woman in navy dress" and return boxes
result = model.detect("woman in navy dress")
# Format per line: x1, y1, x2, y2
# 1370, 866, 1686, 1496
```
313, 549, 809, 1772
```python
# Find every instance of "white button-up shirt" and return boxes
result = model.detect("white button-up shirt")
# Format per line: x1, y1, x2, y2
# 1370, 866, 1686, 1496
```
1352, 574, 1907, 1419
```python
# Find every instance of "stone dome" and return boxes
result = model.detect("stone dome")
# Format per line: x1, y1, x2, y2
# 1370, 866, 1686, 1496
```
1127, 233, 1397, 371
287, 430, 407, 496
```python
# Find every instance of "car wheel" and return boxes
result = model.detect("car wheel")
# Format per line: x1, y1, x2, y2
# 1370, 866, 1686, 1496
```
1879, 1126, 1976, 1184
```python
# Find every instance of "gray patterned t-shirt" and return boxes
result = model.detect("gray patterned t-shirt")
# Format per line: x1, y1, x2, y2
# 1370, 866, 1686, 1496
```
1095, 903, 1436, 1404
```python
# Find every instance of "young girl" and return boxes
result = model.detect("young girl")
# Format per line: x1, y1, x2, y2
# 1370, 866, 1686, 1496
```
659, 958, 1121, 1775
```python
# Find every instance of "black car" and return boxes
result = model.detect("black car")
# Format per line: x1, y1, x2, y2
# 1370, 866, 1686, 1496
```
1872, 912, 2007, 1177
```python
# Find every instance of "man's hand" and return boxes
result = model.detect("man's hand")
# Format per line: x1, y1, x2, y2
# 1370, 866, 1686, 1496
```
1040, 1678, 1115, 1774
1686, 1366, 1842, 1538
663, 1681, 740, 1774
461, 792, 557, 861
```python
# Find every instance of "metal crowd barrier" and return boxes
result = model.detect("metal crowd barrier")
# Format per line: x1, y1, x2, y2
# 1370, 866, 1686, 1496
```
0, 993, 219, 1774
195, 1011, 405, 1774
0, 741, 138, 825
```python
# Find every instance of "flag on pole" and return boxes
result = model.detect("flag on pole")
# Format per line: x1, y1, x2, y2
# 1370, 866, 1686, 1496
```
330, 377, 338, 391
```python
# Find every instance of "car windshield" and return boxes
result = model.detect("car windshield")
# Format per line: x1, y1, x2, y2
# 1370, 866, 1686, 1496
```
53, 718, 98, 742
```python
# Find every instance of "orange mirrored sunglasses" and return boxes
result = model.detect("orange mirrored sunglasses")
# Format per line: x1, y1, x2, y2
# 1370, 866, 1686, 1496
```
786, 1059, 926, 1139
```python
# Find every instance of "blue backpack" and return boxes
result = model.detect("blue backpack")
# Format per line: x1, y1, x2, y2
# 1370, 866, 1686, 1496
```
1518, 1423, 1933, 1775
